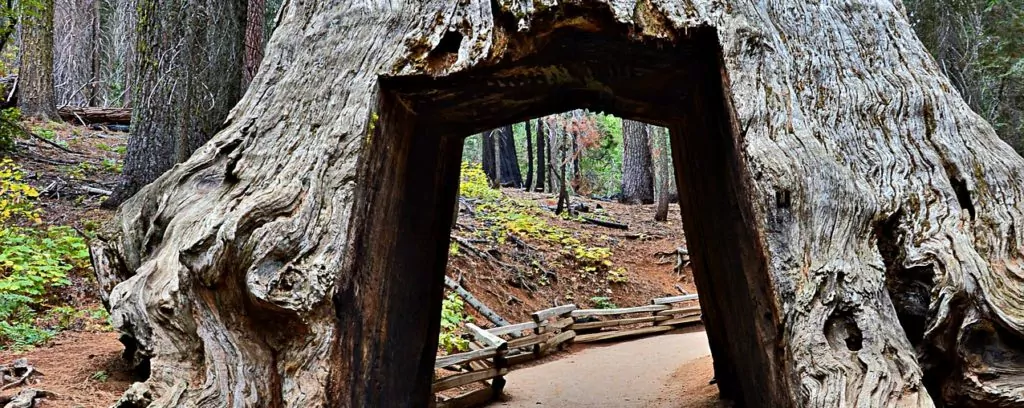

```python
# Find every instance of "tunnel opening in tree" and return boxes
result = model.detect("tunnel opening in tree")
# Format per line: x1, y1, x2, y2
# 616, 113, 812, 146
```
340, 26, 780, 406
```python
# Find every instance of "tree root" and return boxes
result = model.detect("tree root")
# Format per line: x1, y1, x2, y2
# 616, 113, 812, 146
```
0, 359, 37, 392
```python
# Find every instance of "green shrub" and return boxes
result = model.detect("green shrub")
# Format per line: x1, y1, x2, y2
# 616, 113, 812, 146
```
0, 158, 41, 223
0, 108, 21, 152
0, 160, 92, 349
590, 296, 617, 309
438, 292, 473, 354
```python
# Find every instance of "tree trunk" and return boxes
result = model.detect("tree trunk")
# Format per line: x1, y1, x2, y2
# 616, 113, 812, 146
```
243, 0, 266, 88
497, 124, 522, 187
95, 0, 136, 107
555, 128, 569, 214
53, 0, 97, 106
104, 0, 246, 208
90, 1, 1024, 407
482, 125, 522, 187
547, 117, 557, 193
18, 0, 58, 120
620, 119, 654, 204
653, 126, 671, 222
494, 124, 502, 188
535, 118, 545, 192
481, 129, 497, 187
524, 119, 533, 191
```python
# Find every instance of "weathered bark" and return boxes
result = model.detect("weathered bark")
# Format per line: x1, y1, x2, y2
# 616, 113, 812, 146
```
524, 120, 533, 191
18, 0, 59, 120
243, 0, 266, 88
104, 0, 246, 208
90, 1, 1024, 407
620, 119, 654, 204
53, 0, 98, 106
535, 118, 546, 192
653, 126, 671, 222
482, 125, 523, 187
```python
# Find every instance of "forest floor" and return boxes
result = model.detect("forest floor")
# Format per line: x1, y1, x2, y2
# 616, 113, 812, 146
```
1, 123, 703, 407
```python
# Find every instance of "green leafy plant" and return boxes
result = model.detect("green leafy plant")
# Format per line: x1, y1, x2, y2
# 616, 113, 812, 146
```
590, 296, 617, 309
606, 267, 629, 283
0, 161, 92, 349
438, 292, 473, 354
0, 159, 41, 223
0, 108, 21, 151
91, 370, 109, 382
101, 158, 123, 174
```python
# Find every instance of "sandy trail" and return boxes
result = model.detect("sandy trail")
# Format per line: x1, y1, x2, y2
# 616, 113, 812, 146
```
489, 330, 727, 408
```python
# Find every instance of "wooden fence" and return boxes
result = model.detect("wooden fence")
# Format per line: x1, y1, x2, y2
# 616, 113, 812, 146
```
431, 294, 701, 408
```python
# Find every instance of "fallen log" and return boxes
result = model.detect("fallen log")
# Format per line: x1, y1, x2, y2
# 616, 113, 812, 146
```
57, 107, 131, 125
444, 276, 511, 328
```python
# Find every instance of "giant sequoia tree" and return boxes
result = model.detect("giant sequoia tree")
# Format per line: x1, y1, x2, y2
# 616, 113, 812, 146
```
92, 0, 1024, 407
104, 0, 246, 207
482, 125, 523, 187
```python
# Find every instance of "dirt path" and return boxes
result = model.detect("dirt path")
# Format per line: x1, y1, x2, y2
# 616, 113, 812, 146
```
491, 330, 729, 408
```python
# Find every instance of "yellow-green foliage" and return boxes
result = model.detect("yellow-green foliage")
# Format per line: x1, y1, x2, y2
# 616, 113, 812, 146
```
459, 162, 500, 201
468, 188, 622, 279
0, 160, 93, 349
0, 159, 41, 224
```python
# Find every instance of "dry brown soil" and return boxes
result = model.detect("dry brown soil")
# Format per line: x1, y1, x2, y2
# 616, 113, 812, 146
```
490, 329, 730, 408
0, 332, 133, 408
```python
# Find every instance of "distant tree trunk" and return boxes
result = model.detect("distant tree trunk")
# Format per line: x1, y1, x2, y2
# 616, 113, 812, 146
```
54, 0, 98, 106
524, 120, 533, 191
555, 128, 569, 214
494, 126, 502, 188
535, 118, 545, 192
104, 0, 246, 208
18, 0, 59, 120
96, 0, 136, 107
620, 119, 654, 204
481, 130, 498, 187
571, 132, 581, 189
243, 0, 266, 88
654, 126, 671, 221
497, 125, 522, 187
547, 118, 557, 193
482, 125, 522, 187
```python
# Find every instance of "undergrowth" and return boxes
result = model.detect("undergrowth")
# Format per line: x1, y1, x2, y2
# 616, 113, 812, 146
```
0, 159, 107, 350
459, 162, 628, 294
438, 292, 472, 354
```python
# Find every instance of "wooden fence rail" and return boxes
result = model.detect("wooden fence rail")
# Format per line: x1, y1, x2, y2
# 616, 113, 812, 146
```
431, 295, 701, 408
